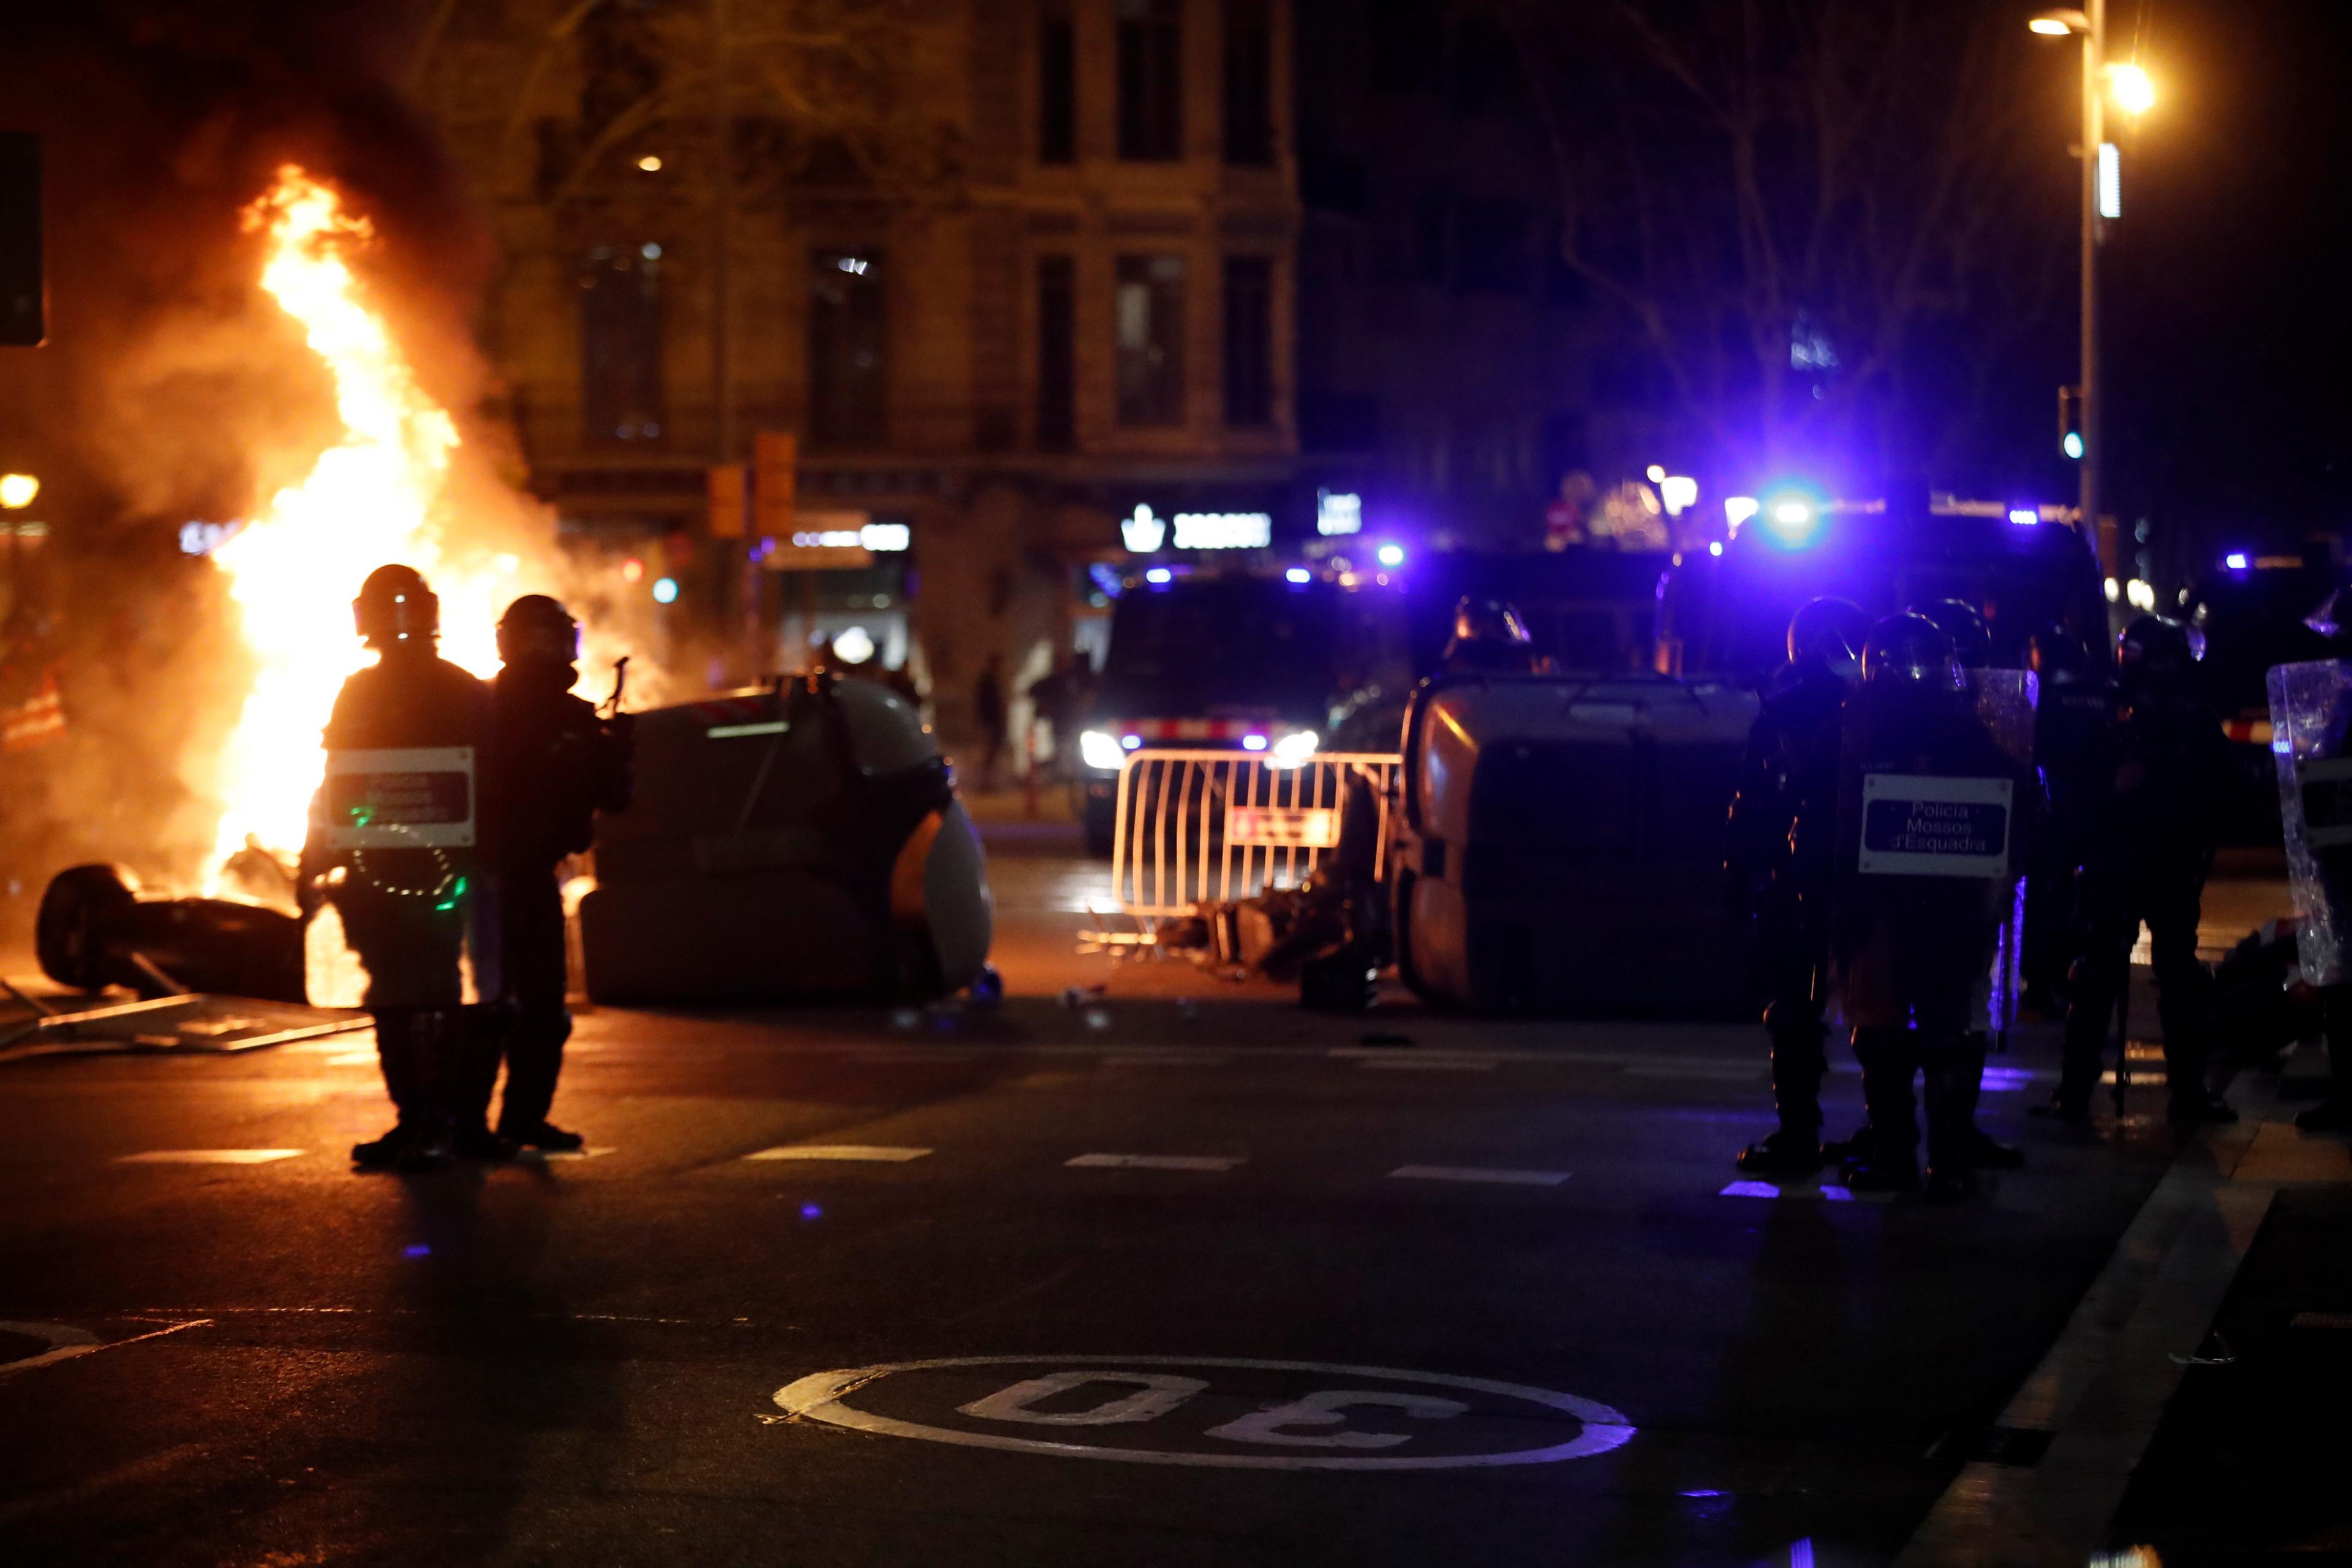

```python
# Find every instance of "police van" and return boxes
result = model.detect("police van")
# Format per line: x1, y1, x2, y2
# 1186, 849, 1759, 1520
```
1657, 496, 2109, 682
1074, 567, 1410, 854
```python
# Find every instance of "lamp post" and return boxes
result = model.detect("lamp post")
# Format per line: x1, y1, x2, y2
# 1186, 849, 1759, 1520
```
2030, 6, 2152, 571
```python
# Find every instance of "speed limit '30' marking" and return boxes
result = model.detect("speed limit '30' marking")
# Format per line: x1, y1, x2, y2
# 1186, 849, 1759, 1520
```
771, 1355, 1635, 1469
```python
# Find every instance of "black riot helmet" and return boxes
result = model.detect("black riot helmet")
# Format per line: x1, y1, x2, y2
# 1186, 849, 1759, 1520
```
2117, 614, 2196, 693
1785, 596, 1869, 675
1861, 612, 1966, 693
353, 564, 439, 650
2025, 622, 2087, 679
1913, 597, 1991, 669
1443, 597, 1538, 672
497, 594, 581, 666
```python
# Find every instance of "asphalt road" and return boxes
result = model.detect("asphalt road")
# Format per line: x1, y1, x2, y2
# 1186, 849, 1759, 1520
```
0, 817, 2252, 1567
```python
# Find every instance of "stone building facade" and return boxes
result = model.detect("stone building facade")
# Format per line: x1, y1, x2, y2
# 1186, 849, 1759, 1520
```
417, 0, 1302, 739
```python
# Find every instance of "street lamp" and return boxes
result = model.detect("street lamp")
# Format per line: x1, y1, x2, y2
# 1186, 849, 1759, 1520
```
2030, 4, 2153, 580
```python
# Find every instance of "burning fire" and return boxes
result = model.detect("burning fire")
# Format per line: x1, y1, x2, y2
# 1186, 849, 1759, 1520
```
205, 166, 527, 876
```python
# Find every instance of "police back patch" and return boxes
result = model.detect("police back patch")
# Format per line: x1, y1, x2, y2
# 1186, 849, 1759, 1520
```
1857, 774, 2011, 878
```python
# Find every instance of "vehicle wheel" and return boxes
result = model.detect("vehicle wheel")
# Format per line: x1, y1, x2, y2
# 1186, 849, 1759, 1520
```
36, 864, 140, 992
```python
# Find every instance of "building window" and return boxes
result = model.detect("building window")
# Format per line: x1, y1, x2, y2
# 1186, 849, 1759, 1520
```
1114, 254, 1185, 427
1036, 254, 1076, 450
1038, 1, 1076, 164
1222, 0, 1273, 165
809, 248, 885, 448
1221, 255, 1273, 428
580, 244, 663, 445
1117, 0, 1182, 161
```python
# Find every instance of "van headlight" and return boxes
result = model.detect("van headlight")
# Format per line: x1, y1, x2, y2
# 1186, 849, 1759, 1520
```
1269, 729, 1319, 768
1078, 729, 1128, 771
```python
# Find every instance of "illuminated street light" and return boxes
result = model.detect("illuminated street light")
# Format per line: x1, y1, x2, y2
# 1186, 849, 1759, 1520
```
2109, 61, 2155, 115
2029, 12, 2086, 35
637, 154, 663, 172
0, 473, 36, 509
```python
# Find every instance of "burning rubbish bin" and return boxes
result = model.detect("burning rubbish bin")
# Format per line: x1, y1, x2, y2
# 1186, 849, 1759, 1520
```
578, 671, 993, 1005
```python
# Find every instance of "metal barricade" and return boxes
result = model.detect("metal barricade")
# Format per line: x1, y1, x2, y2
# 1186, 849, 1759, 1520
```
1110, 749, 1402, 918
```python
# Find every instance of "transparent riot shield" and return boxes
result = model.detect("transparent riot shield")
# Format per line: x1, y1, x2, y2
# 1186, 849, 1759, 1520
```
2267, 660, 2352, 985
1972, 670, 2038, 1033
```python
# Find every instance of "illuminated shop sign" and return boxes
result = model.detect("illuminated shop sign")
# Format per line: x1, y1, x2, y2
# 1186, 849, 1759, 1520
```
788, 522, 909, 552
1315, 489, 1362, 537
1121, 503, 1272, 553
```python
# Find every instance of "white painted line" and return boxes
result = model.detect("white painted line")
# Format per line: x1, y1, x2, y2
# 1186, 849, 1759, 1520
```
115, 1150, 304, 1165
515, 1147, 616, 1161
0, 1319, 209, 1381
1359, 1057, 1497, 1072
1390, 1165, 1569, 1187
1065, 1153, 1244, 1172
1100, 1053, 1231, 1067
322, 1050, 379, 1068
1624, 1063, 1763, 1081
1721, 1180, 1859, 1203
744, 1144, 931, 1163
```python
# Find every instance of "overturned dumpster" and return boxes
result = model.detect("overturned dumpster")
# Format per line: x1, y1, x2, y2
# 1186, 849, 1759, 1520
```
579, 673, 993, 1005
1392, 672, 1760, 1017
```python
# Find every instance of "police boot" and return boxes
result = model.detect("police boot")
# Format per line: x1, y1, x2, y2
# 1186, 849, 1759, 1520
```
392, 1011, 458, 1172
1956, 1032, 2024, 1169
1737, 1008, 1828, 1174
1842, 1030, 1920, 1192
1921, 1050, 1980, 1205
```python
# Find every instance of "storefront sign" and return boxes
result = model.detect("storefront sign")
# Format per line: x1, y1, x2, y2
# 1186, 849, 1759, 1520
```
1121, 503, 1271, 554
1316, 490, 1362, 537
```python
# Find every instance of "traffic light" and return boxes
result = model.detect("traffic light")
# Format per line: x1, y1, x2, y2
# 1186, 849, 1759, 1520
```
2057, 385, 2084, 461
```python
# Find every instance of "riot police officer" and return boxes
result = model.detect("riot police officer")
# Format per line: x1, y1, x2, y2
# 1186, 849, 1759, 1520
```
1727, 597, 1866, 1174
1831, 614, 2034, 1201
2021, 625, 2111, 1014
466, 594, 633, 1151
1441, 598, 1545, 674
1910, 597, 2029, 1172
302, 565, 491, 1170
2054, 616, 2237, 1128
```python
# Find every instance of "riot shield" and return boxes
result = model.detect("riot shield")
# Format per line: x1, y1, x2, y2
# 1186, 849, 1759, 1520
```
1970, 670, 2037, 1031
1831, 686, 2027, 1030
2267, 660, 2352, 986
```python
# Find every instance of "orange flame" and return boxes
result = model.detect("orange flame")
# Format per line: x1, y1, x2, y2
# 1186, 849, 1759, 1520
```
206, 166, 525, 876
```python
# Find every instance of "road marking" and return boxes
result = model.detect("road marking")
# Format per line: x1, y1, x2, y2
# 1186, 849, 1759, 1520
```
1101, 1053, 1230, 1067
115, 1149, 304, 1165
1358, 1057, 1496, 1072
515, 1147, 615, 1161
322, 1050, 379, 1067
1389, 1165, 1569, 1186
1065, 1153, 1244, 1172
1623, 1063, 1762, 1081
1721, 1180, 1857, 1203
772, 1354, 1636, 1470
744, 1144, 931, 1163
0, 1318, 209, 1380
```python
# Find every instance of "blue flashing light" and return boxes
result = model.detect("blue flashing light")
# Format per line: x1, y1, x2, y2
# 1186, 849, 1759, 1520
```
651, 575, 680, 604
1755, 489, 1824, 549
2063, 431, 2084, 461
2008, 508, 2039, 526
1707, 540, 1724, 557
2224, 551, 2250, 571
1375, 542, 1406, 568
1144, 567, 1173, 585
1284, 567, 1312, 584
1242, 734, 1268, 752
1120, 734, 1143, 750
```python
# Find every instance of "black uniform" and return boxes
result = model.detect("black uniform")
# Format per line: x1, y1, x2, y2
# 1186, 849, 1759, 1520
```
1831, 618, 2034, 1199
2021, 665, 2114, 1008
305, 649, 489, 1151
471, 656, 632, 1142
2059, 678, 2234, 1123
1726, 661, 1848, 1156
